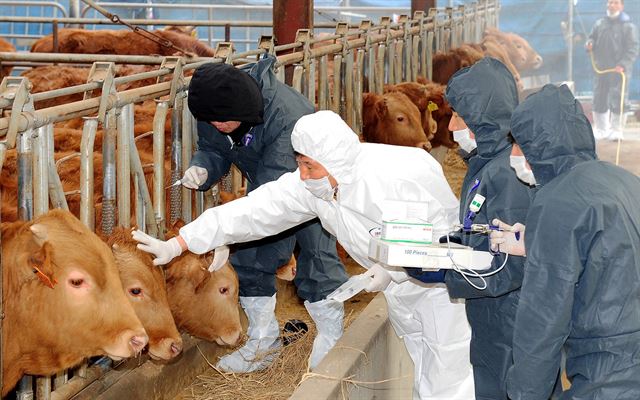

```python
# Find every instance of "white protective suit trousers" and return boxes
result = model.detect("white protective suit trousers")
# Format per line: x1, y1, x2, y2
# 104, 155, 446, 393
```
384, 280, 475, 400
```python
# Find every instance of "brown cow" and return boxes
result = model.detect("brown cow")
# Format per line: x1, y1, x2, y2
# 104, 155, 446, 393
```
0, 37, 15, 80
484, 27, 543, 72
106, 227, 183, 360
30, 28, 215, 57
432, 44, 485, 86
1, 209, 148, 395
384, 81, 439, 143
362, 91, 431, 151
164, 224, 242, 346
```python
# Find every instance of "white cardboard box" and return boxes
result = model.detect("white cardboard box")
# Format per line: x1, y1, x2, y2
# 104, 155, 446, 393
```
368, 237, 493, 270
381, 220, 433, 244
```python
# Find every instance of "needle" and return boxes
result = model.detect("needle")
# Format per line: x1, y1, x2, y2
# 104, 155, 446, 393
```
165, 179, 182, 189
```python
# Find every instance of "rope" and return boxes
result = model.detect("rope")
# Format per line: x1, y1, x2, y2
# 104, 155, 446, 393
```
588, 48, 625, 166
79, 0, 195, 56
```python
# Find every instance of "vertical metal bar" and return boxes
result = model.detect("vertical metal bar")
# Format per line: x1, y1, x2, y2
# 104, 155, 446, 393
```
318, 55, 329, 110
32, 126, 49, 217
394, 40, 403, 84
331, 54, 343, 114
153, 101, 169, 239
368, 44, 376, 94
344, 50, 354, 126
17, 131, 33, 222
567, 0, 573, 83
35, 377, 51, 400
306, 57, 316, 105
80, 117, 98, 230
387, 40, 395, 84
375, 44, 385, 95
101, 110, 117, 236
354, 49, 365, 137
181, 95, 193, 223
117, 105, 132, 228
16, 377, 33, 400
426, 30, 434, 81
412, 34, 420, 81
292, 64, 304, 94
170, 97, 184, 224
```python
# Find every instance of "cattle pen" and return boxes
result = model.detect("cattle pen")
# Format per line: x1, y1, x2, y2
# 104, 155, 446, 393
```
0, 1, 499, 399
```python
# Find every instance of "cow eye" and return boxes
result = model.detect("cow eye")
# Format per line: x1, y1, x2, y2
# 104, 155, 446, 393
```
219, 287, 229, 295
69, 278, 84, 288
129, 288, 143, 296
397, 116, 405, 122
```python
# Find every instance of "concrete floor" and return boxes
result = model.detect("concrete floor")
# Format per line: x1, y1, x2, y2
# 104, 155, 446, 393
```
595, 122, 640, 176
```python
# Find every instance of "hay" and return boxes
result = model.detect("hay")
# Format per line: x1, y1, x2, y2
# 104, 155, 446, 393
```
441, 147, 468, 198
181, 310, 361, 400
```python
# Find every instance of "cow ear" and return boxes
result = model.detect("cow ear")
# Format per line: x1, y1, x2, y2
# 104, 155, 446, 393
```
28, 241, 57, 288
193, 269, 211, 294
376, 97, 388, 118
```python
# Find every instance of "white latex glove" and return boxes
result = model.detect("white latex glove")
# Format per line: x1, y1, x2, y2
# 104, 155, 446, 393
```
489, 218, 526, 256
208, 245, 230, 272
181, 166, 208, 189
132, 230, 184, 266
364, 263, 393, 293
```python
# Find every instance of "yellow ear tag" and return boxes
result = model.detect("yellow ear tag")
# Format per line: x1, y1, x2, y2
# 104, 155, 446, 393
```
427, 101, 439, 112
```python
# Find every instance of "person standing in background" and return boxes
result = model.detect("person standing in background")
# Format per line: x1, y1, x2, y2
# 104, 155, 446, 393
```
586, 0, 639, 140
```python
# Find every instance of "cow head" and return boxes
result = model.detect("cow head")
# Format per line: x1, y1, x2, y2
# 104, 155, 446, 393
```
164, 222, 242, 347
362, 91, 430, 151
107, 227, 183, 361
1, 210, 147, 396
484, 28, 542, 72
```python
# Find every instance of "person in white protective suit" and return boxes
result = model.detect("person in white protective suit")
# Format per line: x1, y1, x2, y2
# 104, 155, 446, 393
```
133, 110, 474, 399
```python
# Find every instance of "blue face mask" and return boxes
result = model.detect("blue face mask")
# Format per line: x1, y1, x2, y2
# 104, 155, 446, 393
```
509, 155, 537, 186
303, 176, 335, 201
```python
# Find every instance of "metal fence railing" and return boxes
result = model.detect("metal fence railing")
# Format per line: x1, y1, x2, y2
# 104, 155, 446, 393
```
0, 2, 499, 398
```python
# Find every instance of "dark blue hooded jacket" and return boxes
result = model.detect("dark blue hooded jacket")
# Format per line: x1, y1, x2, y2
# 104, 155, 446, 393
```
444, 57, 534, 400
506, 84, 640, 400
190, 55, 312, 191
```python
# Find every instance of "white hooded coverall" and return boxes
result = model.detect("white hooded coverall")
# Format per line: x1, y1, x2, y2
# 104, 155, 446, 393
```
179, 110, 474, 399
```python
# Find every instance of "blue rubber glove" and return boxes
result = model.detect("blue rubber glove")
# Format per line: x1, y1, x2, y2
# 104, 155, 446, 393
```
404, 268, 446, 283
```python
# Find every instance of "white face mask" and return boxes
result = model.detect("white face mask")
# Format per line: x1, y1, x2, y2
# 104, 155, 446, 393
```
607, 10, 621, 18
453, 128, 477, 153
303, 176, 335, 201
509, 155, 537, 186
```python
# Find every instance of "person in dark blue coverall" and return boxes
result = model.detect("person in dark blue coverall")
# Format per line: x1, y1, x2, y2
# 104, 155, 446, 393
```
490, 84, 640, 400
411, 57, 534, 400
184, 55, 348, 372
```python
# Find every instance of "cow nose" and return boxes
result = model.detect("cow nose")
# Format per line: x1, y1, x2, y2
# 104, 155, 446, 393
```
129, 334, 149, 354
222, 330, 242, 346
170, 340, 183, 356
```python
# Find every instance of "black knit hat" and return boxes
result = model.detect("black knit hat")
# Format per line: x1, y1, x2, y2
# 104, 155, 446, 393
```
188, 63, 264, 124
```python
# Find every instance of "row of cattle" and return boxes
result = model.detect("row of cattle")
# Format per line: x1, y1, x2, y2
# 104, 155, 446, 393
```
2, 208, 242, 396
362, 29, 542, 158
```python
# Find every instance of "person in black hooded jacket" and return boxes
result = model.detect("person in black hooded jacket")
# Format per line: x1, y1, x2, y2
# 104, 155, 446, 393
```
417, 57, 535, 400
184, 55, 348, 373
586, 0, 639, 140
491, 84, 640, 399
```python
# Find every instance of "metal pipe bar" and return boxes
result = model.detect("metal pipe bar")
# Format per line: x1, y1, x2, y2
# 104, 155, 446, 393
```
17, 131, 33, 221
79, 117, 98, 230
152, 101, 168, 239
169, 97, 183, 225
117, 105, 132, 228
128, 126, 158, 237
181, 95, 192, 223
101, 110, 117, 236
32, 124, 49, 217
